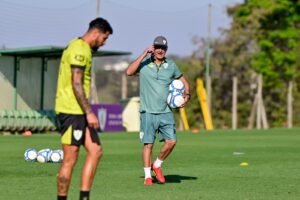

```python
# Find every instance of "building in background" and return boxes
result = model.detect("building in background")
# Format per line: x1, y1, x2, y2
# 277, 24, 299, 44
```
0, 46, 131, 132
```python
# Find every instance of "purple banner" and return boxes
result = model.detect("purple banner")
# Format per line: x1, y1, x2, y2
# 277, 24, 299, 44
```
91, 104, 123, 132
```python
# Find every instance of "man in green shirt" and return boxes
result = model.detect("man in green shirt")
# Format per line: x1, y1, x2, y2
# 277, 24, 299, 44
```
55, 18, 113, 200
126, 36, 190, 185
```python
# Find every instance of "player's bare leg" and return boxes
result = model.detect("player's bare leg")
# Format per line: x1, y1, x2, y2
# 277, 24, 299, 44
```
143, 143, 154, 167
143, 143, 154, 185
158, 140, 176, 160
80, 128, 103, 191
57, 145, 80, 196
152, 140, 176, 184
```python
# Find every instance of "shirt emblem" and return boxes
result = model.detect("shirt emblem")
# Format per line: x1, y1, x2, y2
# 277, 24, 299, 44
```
75, 55, 85, 62
148, 63, 156, 68
163, 63, 169, 69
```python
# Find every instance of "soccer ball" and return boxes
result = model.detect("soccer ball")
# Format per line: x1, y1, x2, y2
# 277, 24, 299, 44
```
37, 148, 52, 163
49, 149, 63, 163
167, 93, 185, 108
169, 80, 184, 94
24, 148, 38, 161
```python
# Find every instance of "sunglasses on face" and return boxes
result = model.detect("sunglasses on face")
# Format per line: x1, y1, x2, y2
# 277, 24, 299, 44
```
154, 45, 167, 51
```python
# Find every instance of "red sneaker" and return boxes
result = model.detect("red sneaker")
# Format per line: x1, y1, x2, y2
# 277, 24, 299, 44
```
151, 164, 165, 184
144, 177, 153, 186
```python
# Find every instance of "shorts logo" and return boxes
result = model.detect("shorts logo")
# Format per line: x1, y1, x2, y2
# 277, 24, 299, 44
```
73, 130, 83, 141
98, 108, 107, 131
139, 131, 144, 140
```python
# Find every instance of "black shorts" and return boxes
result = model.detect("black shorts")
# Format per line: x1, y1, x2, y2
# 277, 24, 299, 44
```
57, 113, 100, 146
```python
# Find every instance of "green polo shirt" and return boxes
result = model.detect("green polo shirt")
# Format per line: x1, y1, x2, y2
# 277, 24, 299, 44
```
137, 56, 182, 113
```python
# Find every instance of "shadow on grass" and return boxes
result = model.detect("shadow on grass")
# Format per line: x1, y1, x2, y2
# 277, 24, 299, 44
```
163, 174, 197, 183
140, 175, 197, 184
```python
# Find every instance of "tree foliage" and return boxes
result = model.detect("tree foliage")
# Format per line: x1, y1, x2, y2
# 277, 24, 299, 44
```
179, 0, 300, 128
234, 0, 300, 126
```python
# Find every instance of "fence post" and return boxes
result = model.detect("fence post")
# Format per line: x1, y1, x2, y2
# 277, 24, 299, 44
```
287, 80, 293, 128
232, 76, 238, 130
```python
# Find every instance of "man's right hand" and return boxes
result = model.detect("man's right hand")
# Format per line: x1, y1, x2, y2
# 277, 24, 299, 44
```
127, 45, 155, 76
144, 46, 154, 55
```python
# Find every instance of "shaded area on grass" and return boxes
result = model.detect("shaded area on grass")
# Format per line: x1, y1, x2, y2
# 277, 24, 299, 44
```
164, 174, 198, 183
140, 174, 198, 184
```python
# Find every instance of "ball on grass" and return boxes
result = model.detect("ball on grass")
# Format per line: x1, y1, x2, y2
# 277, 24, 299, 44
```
37, 148, 52, 163
49, 149, 63, 163
24, 148, 38, 161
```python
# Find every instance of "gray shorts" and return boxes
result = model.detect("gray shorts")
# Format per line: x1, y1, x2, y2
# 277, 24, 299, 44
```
140, 112, 176, 144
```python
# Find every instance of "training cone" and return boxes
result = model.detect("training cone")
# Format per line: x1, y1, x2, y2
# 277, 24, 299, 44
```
240, 162, 249, 167
22, 130, 32, 136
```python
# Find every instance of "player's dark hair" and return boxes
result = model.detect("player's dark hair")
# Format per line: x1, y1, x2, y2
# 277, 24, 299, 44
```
88, 17, 113, 34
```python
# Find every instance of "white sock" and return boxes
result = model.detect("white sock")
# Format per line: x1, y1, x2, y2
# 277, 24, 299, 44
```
154, 158, 163, 168
144, 167, 151, 179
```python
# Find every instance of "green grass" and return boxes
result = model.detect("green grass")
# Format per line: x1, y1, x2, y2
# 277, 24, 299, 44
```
1, 128, 300, 200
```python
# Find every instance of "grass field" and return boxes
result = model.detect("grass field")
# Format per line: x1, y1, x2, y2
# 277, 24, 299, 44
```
1, 128, 300, 200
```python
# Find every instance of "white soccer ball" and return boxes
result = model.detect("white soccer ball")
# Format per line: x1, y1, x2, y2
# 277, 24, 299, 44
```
50, 149, 63, 163
169, 79, 185, 94
24, 148, 38, 161
37, 148, 52, 163
167, 93, 185, 108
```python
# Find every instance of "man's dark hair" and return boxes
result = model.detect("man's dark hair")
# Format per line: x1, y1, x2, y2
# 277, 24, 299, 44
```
88, 17, 113, 34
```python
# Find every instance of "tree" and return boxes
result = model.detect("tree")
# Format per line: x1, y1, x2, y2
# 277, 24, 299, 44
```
235, 0, 300, 126
187, 0, 300, 128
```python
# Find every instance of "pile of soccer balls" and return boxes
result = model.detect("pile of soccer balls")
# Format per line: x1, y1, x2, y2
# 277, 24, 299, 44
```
24, 148, 63, 163
167, 80, 185, 108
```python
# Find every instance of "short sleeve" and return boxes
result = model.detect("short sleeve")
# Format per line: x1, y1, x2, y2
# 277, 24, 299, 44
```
137, 57, 151, 73
69, 43, 88, 67
173, 62, 182, 79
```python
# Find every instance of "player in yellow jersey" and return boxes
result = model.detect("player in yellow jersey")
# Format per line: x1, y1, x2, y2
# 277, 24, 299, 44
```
55, 18, 113, 200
